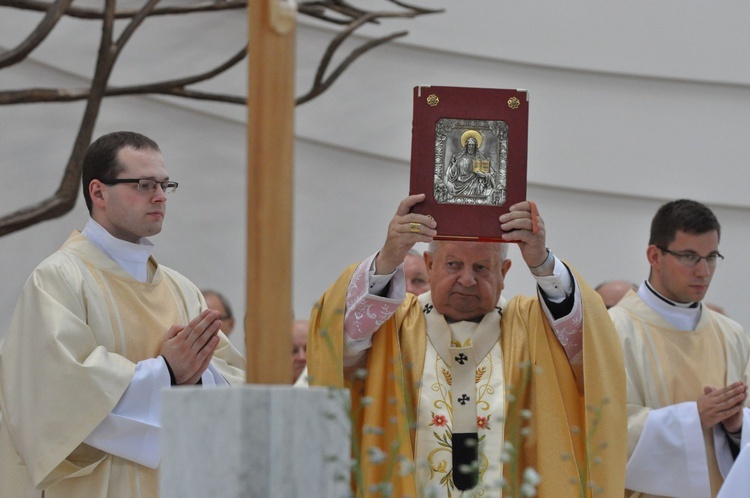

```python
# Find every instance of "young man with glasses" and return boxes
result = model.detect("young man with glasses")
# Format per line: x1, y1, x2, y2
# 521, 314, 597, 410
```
0, 131, 246, 497
610, 199, 749, 498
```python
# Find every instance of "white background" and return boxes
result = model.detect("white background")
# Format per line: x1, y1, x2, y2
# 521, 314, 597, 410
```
1, 0, 749, 354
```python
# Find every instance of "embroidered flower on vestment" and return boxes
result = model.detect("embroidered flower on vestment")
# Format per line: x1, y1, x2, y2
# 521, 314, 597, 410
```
477, 416, 490, 430
423, 303, 434, 314
430, 413, 448, 427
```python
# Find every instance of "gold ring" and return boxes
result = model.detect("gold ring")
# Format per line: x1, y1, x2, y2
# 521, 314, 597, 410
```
409, 222, 421, 234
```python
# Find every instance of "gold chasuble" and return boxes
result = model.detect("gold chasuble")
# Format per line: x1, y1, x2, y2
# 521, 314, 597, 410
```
308, 262, 627, 497
0, 232, 245, 498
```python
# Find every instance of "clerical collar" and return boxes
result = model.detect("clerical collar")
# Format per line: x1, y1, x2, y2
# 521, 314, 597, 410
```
643, 280, 698, 308
639, 280, 701, 331
81, 218, 154, 282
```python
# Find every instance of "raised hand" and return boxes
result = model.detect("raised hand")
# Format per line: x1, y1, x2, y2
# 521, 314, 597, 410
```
375, 194, 437, 275
699, 381, 747, 431
499, 201, 550, 273
160, 309, 222, 385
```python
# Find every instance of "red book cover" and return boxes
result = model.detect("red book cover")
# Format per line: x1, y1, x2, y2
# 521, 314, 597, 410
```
408, 85, 529, 242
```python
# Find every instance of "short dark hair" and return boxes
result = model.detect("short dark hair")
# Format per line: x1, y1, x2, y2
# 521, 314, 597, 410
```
201, 289, 234, 319
649, 199, 721, 248
82, 131, 161, 213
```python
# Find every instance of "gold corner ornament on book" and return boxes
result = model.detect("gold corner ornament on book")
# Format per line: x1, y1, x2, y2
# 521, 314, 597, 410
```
409, 85, 529, 242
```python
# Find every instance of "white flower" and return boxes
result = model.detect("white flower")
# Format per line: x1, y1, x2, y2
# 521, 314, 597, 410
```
379, 482, 394, 496
367, 446, 387, 464
520, 409, 532, 420
457, 464, 473, 474
523, 467, 541, 486
360, 396, 374, 406
422, 484, 441, 498
353, 368, 368, 380
399, 459, 415, 476
520, 483, 538, 497
367, 483, 393, 496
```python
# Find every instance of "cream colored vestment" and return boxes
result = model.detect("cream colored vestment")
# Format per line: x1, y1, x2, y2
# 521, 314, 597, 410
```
611, 291, 750, 498
0, 232, 245, 498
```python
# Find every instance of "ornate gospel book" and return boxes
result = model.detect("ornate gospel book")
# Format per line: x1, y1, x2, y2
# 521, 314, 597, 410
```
408, 85, 529, 241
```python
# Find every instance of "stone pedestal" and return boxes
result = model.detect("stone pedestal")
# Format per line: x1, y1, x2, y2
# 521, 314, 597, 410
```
160, 385, 350, 498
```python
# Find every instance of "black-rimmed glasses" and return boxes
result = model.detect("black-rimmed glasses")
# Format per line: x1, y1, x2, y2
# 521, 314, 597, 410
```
657, 246, 724, 268
101, 178, 179, 194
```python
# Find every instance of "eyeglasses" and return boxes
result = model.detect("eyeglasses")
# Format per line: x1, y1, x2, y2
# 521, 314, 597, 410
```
101, 178, 178, 194
657, 246, 724, 268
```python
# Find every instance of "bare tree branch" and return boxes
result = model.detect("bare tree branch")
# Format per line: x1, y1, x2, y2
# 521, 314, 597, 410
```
0, 0, 119, 236
296, 6, 421, 105
0, 0, 73, 68
0, 0, 443, 236
0, 0, 247, 19
0, 0, 163, 235
297, 29, 407, 105
0, 47, 247, 105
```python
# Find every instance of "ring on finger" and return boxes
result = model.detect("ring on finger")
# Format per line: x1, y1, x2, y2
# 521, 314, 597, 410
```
409, 222, 421, 233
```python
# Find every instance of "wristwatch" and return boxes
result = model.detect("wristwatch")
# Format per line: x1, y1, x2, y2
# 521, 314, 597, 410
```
529, 248, 554, 276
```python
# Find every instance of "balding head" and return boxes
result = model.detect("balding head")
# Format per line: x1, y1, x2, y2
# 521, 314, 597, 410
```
595, 280, 637, 309
292, 320, 309, 382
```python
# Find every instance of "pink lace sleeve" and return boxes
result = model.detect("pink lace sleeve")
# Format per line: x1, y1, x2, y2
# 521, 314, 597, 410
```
344, 255, 404, 340
540, 282, 584, 366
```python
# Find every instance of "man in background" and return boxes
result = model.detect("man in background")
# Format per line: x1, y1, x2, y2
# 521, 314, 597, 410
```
595, 280, 637, 309
202, 289, 236, 336
610, 199, 749, 497
292, 319, 308, 384
404, 248, 430, 296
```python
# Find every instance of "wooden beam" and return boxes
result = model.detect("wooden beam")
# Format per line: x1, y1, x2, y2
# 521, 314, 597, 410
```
246, 0, 296, 384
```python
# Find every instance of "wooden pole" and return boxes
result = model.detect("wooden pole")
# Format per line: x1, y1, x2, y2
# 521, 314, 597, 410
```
246, 0, 296, 384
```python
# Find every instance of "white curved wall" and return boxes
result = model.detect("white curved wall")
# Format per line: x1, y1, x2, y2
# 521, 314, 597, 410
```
1, 1, 748, 354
